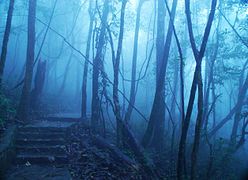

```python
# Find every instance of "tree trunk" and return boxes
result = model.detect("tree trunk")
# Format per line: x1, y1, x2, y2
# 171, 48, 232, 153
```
230, 60, 248, 144
0, 0, 15, 88
177, 67, 199, 179
124, 0, 144, 122
59, 50, 73, 94
156, 0, 165, 84
190, 64, 204, 180
81, 1, 94, 119
142, 0, 178, 151
91, 0, 109, 133
112, 0, 127, 146
171, 55, 179, 121
177, 0, 217, 179
203, 10, 220, 131
16, 0, 37, 122
30, 60, 46, 110
209, 74, 248, 137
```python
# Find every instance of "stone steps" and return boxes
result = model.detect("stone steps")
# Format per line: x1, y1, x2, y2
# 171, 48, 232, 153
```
17, 132, 65, 139
18, 127, 67, 133
15, 154, 68, 165
16, 138, 66, 146
15, 124, 70, 165
16, 145, 66, 154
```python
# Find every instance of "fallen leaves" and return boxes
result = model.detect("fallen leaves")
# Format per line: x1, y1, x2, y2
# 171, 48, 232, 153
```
67, 123, 142, 179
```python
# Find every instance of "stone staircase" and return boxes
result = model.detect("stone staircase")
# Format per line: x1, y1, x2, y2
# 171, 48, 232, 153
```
15, 126, 69, 165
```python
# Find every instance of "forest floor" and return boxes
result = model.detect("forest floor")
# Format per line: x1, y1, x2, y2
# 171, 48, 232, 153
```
67, 122, 143, 179
6, 165, 71, 180
4, 118, 143, 180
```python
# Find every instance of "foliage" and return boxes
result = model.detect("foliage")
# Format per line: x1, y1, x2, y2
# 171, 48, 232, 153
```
0, 91, 15, 130
240, 0, 248, 4
208, 138, 244, 179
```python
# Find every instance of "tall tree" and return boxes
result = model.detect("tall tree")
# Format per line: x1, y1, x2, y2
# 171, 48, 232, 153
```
81, 1, 95, 119
156, 0, 165, 83
230, 60, 248, 144
91, 0, 109, 133
203, 0, 221, 131
0, 0, 15, 88
177, 0, 217, 179
209, 73, 248, 137
142, 0, 178, 151
59, 50, 73, 94
16, 0, 37, 121
30, 59, 46, 110
124, 0, 145, 122
112, 0, 127, 146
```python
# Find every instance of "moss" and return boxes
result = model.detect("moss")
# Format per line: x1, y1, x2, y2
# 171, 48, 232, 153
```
0, 125, 17, 179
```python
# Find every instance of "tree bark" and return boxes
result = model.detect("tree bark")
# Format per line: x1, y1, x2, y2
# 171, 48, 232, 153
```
113, 0, 127, 146
142, 0, 178, 151
30, 59, 46, 110
0, 0, 15, 88
124, 0, 144, 122
81, 1, 94, 119
190, 64, 204, 180
230, 60, 248, 144
156, 0, 165, 83
91, 0, 109, 133
209, 74, 248, 137
203, 8, 221, 131
16, 0, 37, 122
177, 0, 217, 179
59, 50, 73, 94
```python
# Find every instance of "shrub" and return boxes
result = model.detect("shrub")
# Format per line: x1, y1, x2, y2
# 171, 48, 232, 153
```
0, 91, 15, 131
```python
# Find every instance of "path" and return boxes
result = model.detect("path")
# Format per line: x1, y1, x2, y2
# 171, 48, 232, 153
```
6, 118, 79, 180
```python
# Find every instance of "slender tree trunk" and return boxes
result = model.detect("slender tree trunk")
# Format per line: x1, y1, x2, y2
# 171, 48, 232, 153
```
121, 55, 126, 117
190, 0, 217, 177
30, 60, 46, 110
16, 0, 37, 122
230, 97, 243, 144
209, 74, 248, 137
59, 50, 73, 94
211, 79, 216, 129
113, 0, 127, 146
178, 20, 187, 135
235, 118, 248, 150
156, 0, 165, 83
203, 10, 221, 130
230, 60, 248, 144
0, 0, 15, 88
81, 1, 94, 119
203, 57, 216, 130
142, 0, 178, 151
177, 67, 199, 179
177, 0, 217, 179
171, 56, 179, 120
190, 64, 204, 180
124, 0, 144, 122
91, 0, 109, 133
203, 51, 210, 124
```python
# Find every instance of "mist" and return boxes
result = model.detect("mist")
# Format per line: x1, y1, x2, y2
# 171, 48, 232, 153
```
0, 0, 248, 179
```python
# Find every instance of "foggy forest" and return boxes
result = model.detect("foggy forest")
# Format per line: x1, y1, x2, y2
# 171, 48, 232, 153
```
0, 0, 248, 179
